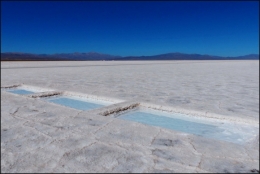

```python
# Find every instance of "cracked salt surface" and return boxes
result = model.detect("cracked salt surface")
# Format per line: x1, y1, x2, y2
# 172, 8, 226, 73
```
118, 108, 258, 144
1, 61, 259, 173
43, 95, 112, 111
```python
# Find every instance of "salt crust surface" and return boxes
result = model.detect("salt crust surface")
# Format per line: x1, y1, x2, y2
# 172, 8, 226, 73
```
1, 60, 259, 172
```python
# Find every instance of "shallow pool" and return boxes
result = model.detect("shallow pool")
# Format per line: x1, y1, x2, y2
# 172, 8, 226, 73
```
118, 109, 257, 144
7, 89, 35, 95
46, 96, 105, 111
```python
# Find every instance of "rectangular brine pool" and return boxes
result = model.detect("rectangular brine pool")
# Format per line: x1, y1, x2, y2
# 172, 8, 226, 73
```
5, 87, 45, 95
7, 89, 35, 95
43, 95, 112, 111
118, 108, 258, 144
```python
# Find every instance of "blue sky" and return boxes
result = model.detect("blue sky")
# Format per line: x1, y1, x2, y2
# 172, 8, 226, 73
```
1, 1, 259, 56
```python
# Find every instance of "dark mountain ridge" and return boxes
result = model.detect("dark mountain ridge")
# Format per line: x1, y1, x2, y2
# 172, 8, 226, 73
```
1, 52, 259, 61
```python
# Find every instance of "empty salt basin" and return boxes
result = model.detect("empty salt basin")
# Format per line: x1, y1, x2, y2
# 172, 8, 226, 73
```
43, 95, 112, 111
118, 108, 259, 144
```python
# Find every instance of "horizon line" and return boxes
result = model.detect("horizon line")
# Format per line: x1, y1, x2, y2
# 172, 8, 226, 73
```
1, 51, 259, 58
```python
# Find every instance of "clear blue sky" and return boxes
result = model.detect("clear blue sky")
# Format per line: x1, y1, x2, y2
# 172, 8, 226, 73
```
1, 1, 259, 56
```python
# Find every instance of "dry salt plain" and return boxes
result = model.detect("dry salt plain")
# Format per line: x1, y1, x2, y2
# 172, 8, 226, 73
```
1, 60, 259, 173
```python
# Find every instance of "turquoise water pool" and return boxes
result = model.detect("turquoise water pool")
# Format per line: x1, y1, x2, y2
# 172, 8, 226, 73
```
8, 89, 35, 95
119, 109, 245, 144
46, 97, 105, 111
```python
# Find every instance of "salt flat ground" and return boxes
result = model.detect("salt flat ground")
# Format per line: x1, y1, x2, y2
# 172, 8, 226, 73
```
1, 60, 259, 173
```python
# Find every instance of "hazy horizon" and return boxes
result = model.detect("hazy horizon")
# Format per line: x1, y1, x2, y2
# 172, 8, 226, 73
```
1, 51, 259, 58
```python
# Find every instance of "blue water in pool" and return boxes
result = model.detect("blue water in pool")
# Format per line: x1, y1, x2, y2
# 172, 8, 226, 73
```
119, 110, 242, 143
8, 89, 35, 95
47, 97, 104, 111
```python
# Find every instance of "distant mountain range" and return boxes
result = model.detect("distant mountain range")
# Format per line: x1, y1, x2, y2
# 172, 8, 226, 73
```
1, 52, 259, 61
